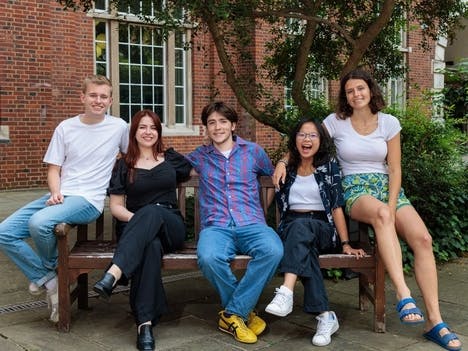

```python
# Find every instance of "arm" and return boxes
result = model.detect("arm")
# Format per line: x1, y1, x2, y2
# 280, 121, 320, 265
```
332, 207, 365, 257
109, 194, 134, 222
272, 152, 290, 188
46, 164, 64, 205
386, 133, 402, 217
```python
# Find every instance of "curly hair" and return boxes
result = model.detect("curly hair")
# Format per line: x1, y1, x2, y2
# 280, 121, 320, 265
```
336, 69, 386, 119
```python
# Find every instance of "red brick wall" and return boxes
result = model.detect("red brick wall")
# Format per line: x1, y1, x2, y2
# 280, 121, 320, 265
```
0, 1, 94, 189
0, 3, 437, 190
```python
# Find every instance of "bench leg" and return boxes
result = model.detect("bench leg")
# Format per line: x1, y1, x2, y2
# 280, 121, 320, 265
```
358, 273, 370, 311
77, 274, 89, 310
57, 268, 71, 332
374, 250, 386, 333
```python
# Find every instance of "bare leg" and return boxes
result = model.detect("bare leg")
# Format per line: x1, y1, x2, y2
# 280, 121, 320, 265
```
107, 264, 122, 282
350, 195, 422, 322
283, 273, 298, 291
396, 206, 461, 349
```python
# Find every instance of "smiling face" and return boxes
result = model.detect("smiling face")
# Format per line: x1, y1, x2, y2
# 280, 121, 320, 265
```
80, 83, 113, 119
205, 111, 236, 151
344, 78, 372, 112
296, 122, 320, 161
135, 115, 159, 149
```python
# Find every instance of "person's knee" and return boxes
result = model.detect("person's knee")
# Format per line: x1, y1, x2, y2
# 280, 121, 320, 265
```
373, 205, 393, 227
197, 248, 219, 269
412, 231, 433, 252
28, 212, 52, 237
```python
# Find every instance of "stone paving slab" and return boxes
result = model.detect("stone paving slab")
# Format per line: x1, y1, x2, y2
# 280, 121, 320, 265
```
0, 189, 467, 350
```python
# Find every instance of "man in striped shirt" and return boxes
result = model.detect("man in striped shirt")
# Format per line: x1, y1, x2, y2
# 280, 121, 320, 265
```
186, 101, 283, 344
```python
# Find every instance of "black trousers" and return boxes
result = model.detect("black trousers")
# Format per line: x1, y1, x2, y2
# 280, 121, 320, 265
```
278, 212, 334, 314
112, 204, 186, 326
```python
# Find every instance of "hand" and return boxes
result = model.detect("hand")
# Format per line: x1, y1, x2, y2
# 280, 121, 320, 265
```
342, 244, 366, 258
272, 162, 287, 189
46, 193, 64, 206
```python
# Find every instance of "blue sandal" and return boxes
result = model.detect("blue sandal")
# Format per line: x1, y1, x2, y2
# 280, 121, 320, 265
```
396, 297, 424, 325
423, 322, 461, 351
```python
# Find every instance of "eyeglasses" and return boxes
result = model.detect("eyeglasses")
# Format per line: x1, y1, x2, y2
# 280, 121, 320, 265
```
296, 132, 319, 140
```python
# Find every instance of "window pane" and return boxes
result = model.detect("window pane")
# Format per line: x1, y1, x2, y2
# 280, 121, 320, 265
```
130, 45, 140, 64
153, 67, 163, 85
154, 87, 163, 104
175, 87, 184, 105
119, 44, 128, 63
131, 86, 141, 103
176, 106, 184, 124
96, 63, 106, 76
130, 66, 141, 84
143, 86, 153, 104
119, 64, 129, 83
175, 50, 183, 67
120, 85, 129, 103
142, 27, 152, 45
130, 26, 140, 44
119, 25, 128, 43
142, 46, 152, 65
94, 0, 106, 11
142, 66, 152, 84
175, 68, 184, 86
153, 47, 163, 65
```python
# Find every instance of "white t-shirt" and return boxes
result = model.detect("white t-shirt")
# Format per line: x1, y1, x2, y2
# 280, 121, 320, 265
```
288, 174, 325, 211
43, 115, 129, 212
323, 112, 401, 176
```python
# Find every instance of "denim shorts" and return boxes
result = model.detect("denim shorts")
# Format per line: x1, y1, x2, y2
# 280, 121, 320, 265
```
342, 173, 411, 214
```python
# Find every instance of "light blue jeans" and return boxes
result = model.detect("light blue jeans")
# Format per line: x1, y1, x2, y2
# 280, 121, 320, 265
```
0, 194, 100, 287
197, 223, 283, 320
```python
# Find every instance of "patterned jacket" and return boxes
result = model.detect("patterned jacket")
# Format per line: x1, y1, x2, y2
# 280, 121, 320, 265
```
275, 158, 344, 247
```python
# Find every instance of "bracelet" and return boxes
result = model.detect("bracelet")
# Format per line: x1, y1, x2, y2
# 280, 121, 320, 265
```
278, 159, 288, 167
341, 240, 350, 246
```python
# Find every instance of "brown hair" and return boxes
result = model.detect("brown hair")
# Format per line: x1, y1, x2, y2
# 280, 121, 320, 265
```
336, 69, 385, 119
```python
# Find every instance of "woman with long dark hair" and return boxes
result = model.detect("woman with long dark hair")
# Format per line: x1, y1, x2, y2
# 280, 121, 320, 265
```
266, 118, 364, 347
93, 110, 191, 351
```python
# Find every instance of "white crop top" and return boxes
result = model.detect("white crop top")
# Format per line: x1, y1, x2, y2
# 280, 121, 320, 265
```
288, 174, 325, 211
323, 112, 401, 176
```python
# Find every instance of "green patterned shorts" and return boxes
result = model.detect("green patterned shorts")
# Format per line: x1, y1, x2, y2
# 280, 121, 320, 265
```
342, 173, 411, 214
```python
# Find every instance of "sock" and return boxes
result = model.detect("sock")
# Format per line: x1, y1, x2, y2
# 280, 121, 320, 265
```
279, 285, 293, 295
138, 321, 151, 334
44, 277, 57, 291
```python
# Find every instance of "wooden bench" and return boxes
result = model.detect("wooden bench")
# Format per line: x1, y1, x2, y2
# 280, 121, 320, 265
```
55, 175, 386, 333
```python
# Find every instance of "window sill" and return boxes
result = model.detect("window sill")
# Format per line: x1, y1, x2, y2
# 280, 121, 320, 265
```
162, 125, 200, 137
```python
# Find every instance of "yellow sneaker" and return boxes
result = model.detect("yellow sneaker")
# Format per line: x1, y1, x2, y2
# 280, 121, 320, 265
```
218, 311, 257, 344
247, 311, 266, 336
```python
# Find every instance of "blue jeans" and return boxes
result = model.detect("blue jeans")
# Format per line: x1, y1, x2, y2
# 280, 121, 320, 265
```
197, 223, 283, 320
0, 194, 100, 286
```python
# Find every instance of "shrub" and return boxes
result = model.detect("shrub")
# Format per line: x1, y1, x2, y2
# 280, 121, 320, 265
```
386, 100, 468, 269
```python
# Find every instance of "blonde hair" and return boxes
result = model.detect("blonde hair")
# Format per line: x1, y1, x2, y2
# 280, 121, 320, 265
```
81, 75, 112, 96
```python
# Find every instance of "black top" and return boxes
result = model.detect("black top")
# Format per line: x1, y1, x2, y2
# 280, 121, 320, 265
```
109, 148, 192, 213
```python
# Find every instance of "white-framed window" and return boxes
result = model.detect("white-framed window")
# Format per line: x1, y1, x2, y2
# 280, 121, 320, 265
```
91, 0, 193, 131
285, 72, 328, 110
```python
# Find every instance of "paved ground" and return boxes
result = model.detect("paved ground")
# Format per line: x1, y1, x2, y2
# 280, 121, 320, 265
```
0, 189, 466, 350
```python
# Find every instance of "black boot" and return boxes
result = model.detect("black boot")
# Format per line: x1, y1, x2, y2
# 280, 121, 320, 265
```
137, 324, 155, 350
93, 273, 115, 301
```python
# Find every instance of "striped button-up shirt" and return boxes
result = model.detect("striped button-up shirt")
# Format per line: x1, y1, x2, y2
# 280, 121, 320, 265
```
186, 136, 274, 229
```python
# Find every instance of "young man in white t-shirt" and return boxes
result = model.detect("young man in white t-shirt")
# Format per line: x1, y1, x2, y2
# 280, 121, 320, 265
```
0, 75, 128, 323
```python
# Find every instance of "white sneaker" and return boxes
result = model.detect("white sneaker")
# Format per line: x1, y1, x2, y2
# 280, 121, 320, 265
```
46, 286, 59, 323
265, 286, 293, 317
28, 282, 45, 296
312, 311, 339, 346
